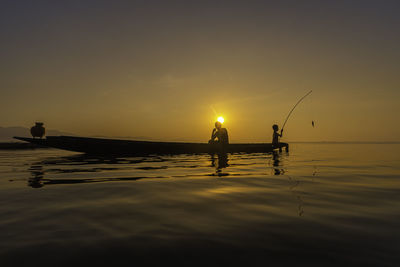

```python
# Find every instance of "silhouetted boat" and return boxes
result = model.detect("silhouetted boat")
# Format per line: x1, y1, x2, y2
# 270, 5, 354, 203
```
14, 136, 288, 155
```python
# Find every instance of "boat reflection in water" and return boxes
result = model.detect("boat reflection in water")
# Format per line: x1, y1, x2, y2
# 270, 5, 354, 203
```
26, 154, 166, 188
26, 152, 233, 188
25, 150, 297, 188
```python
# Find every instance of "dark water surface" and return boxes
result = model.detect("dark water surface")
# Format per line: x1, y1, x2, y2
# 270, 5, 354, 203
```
1, 144, 399, 266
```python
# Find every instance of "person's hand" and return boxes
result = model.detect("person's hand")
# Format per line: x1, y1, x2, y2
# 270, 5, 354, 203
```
280, 129, 283, 134
212, 128, 217, 133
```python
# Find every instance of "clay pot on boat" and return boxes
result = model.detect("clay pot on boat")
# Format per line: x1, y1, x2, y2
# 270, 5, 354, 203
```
31, 122, 45, 139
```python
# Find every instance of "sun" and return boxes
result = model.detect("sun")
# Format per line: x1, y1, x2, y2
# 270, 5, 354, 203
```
217, 116, 224, 123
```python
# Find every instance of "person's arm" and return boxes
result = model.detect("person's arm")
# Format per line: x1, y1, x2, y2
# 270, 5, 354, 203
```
279, 129, 283, 137
211, 128, 217, 140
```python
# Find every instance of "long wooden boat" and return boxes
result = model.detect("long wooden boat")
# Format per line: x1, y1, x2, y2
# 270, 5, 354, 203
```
14, 136, 288, 155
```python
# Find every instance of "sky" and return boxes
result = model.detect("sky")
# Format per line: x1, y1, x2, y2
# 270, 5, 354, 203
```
1, 0, 399, 142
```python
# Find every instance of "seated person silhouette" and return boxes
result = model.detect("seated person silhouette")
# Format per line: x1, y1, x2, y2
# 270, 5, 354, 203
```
272, 124, 283, 146
272, 124, 289, 152
209, 121, 229, 145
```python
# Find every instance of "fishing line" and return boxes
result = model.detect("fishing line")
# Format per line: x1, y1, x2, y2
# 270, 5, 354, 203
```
310, 92, 315, 128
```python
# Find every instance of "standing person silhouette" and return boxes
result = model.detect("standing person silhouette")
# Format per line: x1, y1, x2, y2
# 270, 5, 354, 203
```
209, 121, 229, 144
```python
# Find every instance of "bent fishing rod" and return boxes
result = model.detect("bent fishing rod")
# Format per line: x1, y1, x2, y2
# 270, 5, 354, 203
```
281, 90, 313, 131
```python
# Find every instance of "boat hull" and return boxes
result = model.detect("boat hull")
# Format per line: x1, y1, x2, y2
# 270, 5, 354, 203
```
14, 136, 287, 155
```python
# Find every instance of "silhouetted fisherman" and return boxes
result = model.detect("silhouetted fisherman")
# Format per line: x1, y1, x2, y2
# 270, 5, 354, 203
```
209, 121, 229, 144
272, 124, 283, 145
272, 124, 289, 152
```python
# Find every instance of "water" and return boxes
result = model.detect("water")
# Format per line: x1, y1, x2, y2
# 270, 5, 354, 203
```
0, 143, 399, 266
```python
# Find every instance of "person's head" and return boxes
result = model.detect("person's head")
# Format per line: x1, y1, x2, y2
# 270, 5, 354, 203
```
215, 121, 222, 129
272, 124, 279, 131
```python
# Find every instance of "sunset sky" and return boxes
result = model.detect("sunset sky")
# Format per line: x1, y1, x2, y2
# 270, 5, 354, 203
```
1, 1, 399, 142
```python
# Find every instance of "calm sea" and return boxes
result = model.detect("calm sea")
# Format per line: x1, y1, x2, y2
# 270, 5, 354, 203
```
0, 143, 399, 266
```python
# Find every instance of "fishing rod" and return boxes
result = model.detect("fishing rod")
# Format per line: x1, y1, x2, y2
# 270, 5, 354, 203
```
281, 90, 313, 131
